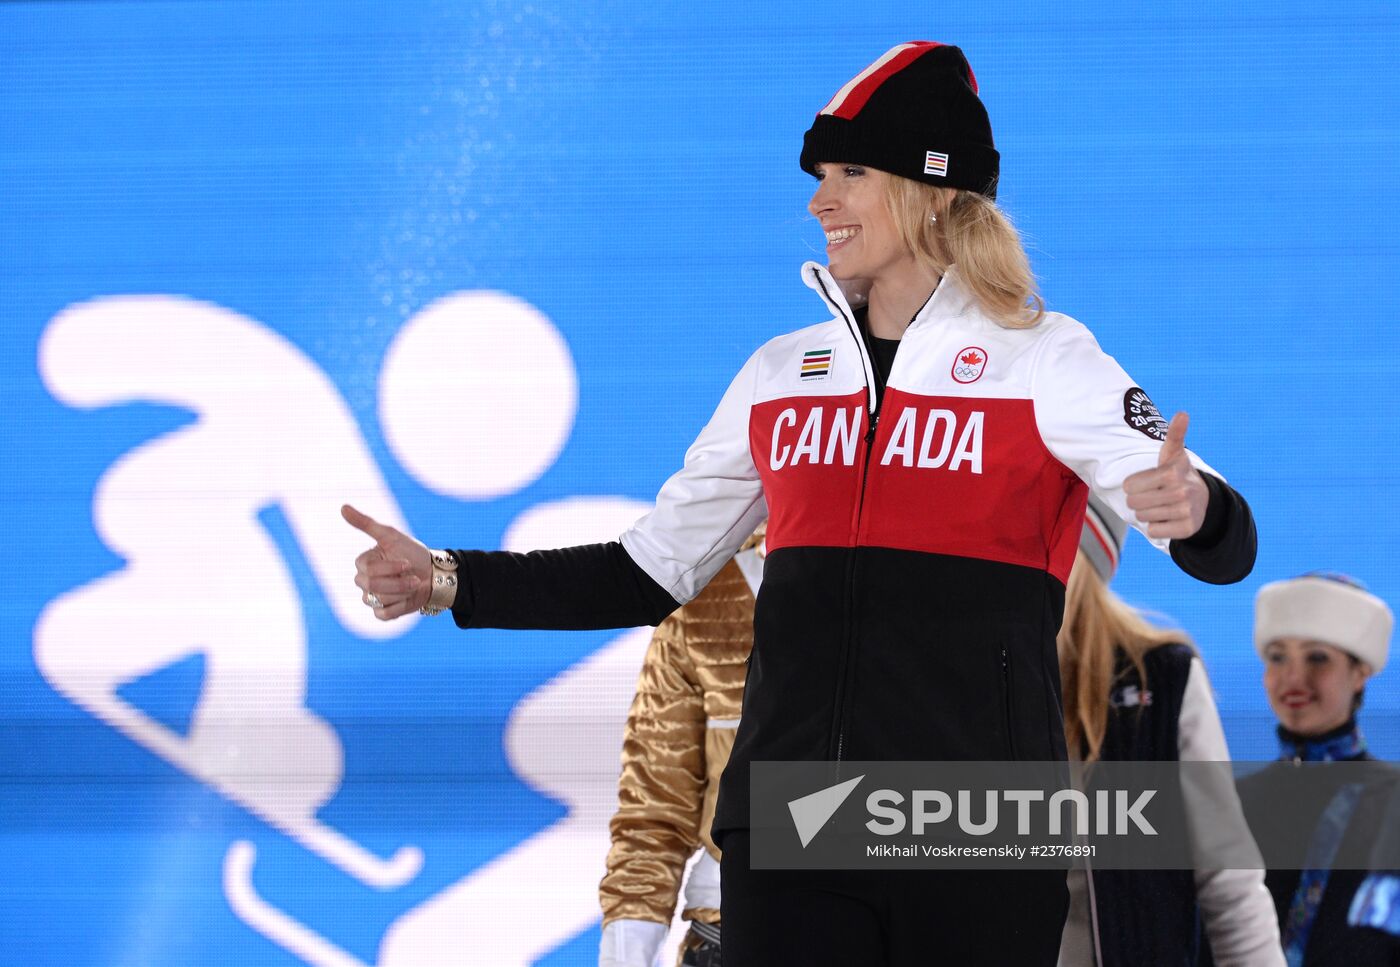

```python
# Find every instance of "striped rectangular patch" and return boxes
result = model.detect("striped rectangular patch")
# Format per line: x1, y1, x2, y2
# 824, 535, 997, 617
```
924, 151, 949, 177
800, 347, 834, 381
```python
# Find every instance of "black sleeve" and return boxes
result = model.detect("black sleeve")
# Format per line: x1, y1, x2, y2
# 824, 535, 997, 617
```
448, 541, 682, 631
1167, 472, 1257, 585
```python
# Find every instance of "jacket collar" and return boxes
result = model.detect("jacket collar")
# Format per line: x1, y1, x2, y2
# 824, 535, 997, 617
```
1277, 718, 1368, 762
800, 261, 974, 333
799, 261, 976, 417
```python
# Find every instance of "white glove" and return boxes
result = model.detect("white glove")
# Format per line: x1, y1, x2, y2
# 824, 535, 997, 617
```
599, 918, 668, 967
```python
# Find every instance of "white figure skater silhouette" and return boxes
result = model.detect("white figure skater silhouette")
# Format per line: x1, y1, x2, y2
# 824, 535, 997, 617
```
35, 295, 424, 888
40, 289, 669, 964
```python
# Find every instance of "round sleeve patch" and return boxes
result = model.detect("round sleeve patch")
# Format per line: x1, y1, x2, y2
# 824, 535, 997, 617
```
1123, 387, 1169, 440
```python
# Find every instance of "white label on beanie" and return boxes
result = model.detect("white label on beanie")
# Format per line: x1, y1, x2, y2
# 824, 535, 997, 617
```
924, 151, 949, 176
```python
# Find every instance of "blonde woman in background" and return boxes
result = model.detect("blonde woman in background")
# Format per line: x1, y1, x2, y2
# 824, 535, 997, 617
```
1057, 496, 1282, 967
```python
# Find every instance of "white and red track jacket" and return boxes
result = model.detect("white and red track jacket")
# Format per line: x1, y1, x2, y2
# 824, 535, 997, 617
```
452, 261, 1256, 842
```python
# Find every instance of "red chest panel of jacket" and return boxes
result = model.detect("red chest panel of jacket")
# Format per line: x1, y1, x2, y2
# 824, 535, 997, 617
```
750, 387, 1087, 581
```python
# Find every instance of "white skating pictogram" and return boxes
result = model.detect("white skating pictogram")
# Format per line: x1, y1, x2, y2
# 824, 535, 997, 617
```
37, 289, 670, 963
36, 295, 423, 888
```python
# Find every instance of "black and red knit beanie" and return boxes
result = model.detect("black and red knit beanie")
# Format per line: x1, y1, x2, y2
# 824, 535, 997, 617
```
800, 42, 1000, 199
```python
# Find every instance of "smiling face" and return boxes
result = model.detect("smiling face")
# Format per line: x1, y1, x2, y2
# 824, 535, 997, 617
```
1262, 636, 1369, 736
808, 162, 921, 285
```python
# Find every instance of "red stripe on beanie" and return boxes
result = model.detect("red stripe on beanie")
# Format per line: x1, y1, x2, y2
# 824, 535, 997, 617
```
820, 42, 945, 120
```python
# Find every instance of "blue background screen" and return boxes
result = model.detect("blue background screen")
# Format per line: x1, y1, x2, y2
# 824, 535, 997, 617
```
4, 3, 1398, 963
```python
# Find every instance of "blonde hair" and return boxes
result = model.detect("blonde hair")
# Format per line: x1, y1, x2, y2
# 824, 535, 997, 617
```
1056, 550, 1189, 762
884, 177, 1044, 329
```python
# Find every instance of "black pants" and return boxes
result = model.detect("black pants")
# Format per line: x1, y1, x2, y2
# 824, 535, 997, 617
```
720, 831, 1068, 966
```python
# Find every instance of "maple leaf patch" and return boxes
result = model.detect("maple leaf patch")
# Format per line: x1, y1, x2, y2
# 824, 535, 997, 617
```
951, 346, 988, 384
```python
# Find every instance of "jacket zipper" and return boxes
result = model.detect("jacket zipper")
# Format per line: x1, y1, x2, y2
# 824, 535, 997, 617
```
836, 413, 879, 764
1000, 645, 1019, 760
811, 271, 880, 764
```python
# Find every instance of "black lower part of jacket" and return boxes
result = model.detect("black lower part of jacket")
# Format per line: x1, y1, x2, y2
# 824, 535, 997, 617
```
439, 478, 1256, 857
712, 545, 1072, 840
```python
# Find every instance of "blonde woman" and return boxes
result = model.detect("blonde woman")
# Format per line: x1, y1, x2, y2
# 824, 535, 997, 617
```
346, 42, 1257, 965
1057, 496, 1281, 966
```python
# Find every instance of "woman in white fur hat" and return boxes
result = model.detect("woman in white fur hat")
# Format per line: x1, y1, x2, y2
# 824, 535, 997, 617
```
1237, 573, 1398, 967
1255, 573, 1391, 757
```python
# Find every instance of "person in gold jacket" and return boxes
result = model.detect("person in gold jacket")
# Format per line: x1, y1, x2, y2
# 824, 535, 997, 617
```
597, 528, 765, 967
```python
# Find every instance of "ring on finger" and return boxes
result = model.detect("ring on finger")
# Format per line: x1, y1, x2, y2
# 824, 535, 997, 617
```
365, 592, 383, 609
